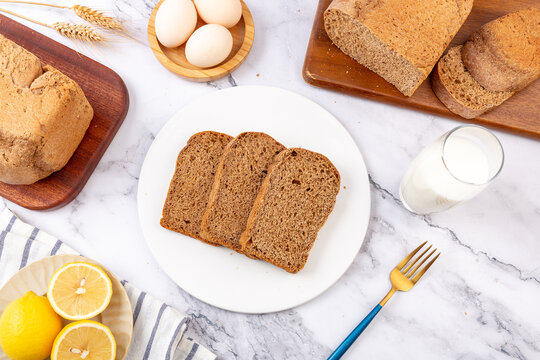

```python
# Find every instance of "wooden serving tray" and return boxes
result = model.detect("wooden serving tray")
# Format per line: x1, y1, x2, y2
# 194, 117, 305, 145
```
0, 14, 129, 210
303, 0, 540, 138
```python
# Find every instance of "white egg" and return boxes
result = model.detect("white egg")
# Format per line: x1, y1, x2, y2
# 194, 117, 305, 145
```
155, 0, 197, 48
185, 24, 233, 68
193, 0, 242, 28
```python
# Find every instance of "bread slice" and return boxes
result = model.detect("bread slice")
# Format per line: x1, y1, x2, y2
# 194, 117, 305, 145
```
432, 46, 514, 119
200, 132, 286, 252
161, 131, 233, 245
324, 0, 473, 97
462, 7, 540, 92
239, 148, 340, 273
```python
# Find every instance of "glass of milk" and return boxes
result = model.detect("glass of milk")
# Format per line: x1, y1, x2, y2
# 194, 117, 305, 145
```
399, 125, 504, 214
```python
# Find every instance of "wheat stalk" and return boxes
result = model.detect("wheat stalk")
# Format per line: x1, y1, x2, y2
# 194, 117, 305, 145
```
51, 22, 104, 42
71, 5, 122, 30
0, 7, 105, 43
0, 1, 123, 30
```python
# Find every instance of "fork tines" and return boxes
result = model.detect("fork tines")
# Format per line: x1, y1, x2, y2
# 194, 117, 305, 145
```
398, 241, 440, 283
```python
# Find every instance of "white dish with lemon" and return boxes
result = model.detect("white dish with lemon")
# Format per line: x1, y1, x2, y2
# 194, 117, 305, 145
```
0, 255, 132, 360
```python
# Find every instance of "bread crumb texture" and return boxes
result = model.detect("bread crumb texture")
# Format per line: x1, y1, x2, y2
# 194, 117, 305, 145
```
240, 148, 340, 273
161, 131, 233, 244
201, 132, 286, 252
324, 0, 473, 96
0, 34, 93, 184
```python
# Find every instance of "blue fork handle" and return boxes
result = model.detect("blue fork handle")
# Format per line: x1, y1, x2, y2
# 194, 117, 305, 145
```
327, 304, 382, 360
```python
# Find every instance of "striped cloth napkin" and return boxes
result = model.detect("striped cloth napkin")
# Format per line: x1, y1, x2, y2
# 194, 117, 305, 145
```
0, 208, 215, 360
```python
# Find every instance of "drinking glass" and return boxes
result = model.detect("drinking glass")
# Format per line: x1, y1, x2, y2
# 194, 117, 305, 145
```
399, 125, 504, 214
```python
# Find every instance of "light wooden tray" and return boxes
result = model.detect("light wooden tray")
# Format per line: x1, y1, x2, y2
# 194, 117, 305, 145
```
148, 0, 254, 82
0, 255, 133, 360
303, 0, 540, 139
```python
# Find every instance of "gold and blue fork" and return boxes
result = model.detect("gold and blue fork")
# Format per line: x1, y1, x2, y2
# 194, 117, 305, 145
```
328, 241, 440, 359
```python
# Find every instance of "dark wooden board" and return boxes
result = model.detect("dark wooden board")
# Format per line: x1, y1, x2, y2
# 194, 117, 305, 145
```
303, 0, 540, 138
0, 14, 129, 210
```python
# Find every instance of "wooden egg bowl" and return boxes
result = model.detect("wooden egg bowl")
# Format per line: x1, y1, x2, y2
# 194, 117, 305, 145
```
148, 0, 254, 82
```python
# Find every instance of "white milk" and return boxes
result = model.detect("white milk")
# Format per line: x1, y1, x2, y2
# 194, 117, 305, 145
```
400, 136, 490, 214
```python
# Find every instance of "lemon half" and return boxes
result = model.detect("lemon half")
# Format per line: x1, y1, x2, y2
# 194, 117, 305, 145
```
51, 320, 116, 360
47, 262, 113, 320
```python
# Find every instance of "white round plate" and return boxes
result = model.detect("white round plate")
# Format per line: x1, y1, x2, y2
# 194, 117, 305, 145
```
138, 86, 370, 314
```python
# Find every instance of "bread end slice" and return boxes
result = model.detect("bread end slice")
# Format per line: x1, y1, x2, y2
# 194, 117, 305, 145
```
461, 7, 540, 92
432, 46, 514, 119
240, 148, 340, 273
161, 131, 233, 246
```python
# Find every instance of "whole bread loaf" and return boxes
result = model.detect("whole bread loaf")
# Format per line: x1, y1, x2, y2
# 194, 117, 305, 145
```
240, 148, 340, 273
432, 45, 514, 119
0, 34, 93, 184
200, 132, 285, 252
161, 131, 233, 245
462, 7, 540, 92
324, 0, 473, 96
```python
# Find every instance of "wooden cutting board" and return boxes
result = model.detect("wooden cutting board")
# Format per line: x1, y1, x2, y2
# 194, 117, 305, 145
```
303, 0, 540, 138
0, 14, 129, 210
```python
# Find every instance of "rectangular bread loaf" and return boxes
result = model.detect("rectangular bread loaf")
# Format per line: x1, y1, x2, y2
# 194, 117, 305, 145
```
239, 148, 340, 273
0, 34, 93, 184
200, 132, 286, 252
161, 131, 233, 245
324, 0, 473, 96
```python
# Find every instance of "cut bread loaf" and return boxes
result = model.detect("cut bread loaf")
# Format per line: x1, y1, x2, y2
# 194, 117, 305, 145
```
200, 132, 285, 252
239, 148, 340, 273
432, 45, 514, 119
324, 0, 473, 96
0, 34, 93, 185
161, 131, 233, 245
462, 7, 540, 92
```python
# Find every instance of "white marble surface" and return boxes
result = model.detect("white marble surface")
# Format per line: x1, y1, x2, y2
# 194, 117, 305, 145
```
1, 1, 540, 359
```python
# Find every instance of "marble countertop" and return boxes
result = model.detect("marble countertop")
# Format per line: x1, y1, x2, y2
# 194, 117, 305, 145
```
1, 0, 539, 359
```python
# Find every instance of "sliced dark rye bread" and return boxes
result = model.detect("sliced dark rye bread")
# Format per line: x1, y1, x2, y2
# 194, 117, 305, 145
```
200, 132, 286, 252
432, 45, 514, 119
239, 148, 340, 273
161, 131, 233, 245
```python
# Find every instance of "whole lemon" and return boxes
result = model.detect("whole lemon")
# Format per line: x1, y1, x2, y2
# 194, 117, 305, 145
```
0, 291, 63, 360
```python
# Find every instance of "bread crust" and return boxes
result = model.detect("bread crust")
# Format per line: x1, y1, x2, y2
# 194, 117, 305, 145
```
461, 7, 540, 92
0, 35, 93, 185
239, 148, 341, 273
160, 221, 220, 246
